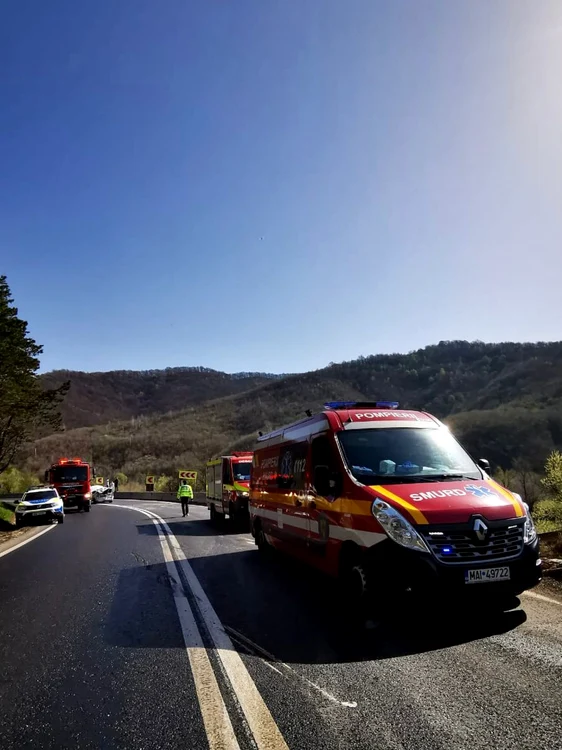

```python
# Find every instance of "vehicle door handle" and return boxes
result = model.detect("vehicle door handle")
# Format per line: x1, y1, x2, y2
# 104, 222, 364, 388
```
309, 500, 316, 510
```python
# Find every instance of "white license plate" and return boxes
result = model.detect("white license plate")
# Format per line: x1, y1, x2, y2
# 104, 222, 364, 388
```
32, 511, 47, 516
465, 566, 510, 584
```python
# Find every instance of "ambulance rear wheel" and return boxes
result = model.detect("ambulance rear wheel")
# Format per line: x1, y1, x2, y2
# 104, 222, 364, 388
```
210, 505, 218, 524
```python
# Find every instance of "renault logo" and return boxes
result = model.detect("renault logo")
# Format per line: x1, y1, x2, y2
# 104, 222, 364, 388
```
473, 518, 488, 542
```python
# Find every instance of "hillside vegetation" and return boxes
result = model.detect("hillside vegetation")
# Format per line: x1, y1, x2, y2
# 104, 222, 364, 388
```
40, 367, 279, 428
20, 341, 562, 484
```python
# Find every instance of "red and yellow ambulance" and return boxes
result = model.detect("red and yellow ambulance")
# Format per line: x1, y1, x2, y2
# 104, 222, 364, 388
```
250, 401, 541, 609
206, 452, 253, 525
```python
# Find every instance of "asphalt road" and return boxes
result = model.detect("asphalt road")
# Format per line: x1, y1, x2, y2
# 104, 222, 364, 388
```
1, 500, 561, 750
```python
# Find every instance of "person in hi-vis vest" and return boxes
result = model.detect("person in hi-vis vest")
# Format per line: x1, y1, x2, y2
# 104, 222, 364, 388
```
177, 480, 193, 516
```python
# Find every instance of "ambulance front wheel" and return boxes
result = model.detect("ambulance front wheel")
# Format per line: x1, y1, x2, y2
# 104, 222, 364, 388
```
255, 522, 270, 555
340, 546, 372, 620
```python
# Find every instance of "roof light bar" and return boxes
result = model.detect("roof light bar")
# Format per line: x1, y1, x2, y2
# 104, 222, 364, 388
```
324, 400, 400, 410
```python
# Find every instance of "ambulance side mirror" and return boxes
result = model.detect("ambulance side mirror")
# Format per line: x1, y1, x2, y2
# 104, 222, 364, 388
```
477, 458, 491, 474
313, 466, 331, 496
44, 471, 48, 482
313, 466, 342, 498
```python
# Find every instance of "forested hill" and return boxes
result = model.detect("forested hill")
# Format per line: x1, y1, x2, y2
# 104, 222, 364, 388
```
26, 340, 562, 479
40, 367, 280, 428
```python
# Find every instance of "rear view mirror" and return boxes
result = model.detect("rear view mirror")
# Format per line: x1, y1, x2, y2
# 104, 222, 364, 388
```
44, 471, 48, 483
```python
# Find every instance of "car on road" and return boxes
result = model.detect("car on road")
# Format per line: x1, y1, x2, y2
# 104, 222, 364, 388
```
91, 484, 114, 503
12, 487, 65, 526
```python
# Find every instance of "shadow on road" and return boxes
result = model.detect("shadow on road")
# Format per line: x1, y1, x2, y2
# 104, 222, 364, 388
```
104, 565, 185, 649
136, 518, 247, 537
106, 528, 528, 663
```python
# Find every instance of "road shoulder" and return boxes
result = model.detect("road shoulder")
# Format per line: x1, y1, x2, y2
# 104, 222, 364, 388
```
0, 523, 56, 557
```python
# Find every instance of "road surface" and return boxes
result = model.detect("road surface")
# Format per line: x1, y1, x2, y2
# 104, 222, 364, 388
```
0, 500, 561, 749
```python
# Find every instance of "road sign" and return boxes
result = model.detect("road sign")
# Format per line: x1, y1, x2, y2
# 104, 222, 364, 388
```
178, 470, 197, 481
146, 475, 155, 485
96, 476, 104, 485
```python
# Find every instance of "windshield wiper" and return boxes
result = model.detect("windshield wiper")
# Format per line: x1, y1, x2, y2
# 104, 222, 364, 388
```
411, 473, 476, 482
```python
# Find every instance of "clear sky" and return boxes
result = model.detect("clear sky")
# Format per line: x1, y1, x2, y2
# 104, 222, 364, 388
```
2, 1, 561, 374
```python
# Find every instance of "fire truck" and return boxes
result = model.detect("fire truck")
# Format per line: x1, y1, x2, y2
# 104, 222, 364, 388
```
45, 457, 93, 513
206, 452, 253, 525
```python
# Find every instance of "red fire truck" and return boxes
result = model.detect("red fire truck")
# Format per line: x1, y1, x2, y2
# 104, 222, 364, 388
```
45, 457, 93, 513
206, 452, 253, 525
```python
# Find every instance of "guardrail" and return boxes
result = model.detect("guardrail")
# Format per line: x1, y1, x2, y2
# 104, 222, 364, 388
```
114, 491, 207, 506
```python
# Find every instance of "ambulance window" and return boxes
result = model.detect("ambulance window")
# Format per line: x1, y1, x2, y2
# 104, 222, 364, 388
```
311, 436, 335, 471
277, 442, 308, 490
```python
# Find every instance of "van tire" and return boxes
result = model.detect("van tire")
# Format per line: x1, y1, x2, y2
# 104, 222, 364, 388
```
83, 502, 90, 513
255, 522, 270, 555
210, 505, 217, 524
340, 546, 372, 622
57, 515, 64, 524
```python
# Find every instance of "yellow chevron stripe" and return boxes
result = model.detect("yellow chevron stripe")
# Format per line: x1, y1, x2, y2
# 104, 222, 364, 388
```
370, 485, 429, 525
487, 479, 525, 518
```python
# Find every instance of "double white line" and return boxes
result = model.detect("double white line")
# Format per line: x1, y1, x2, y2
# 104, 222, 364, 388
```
112, 505, 289, 750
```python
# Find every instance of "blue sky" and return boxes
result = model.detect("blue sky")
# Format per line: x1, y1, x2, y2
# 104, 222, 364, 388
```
2, 1, 562, 374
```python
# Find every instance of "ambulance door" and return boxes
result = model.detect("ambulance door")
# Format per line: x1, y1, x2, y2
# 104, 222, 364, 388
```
276, 441, 309, 554
308, 434, 340, 556
221, 458, 232, 514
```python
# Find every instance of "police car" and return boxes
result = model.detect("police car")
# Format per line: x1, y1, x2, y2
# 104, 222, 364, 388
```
13, 486, 65, 525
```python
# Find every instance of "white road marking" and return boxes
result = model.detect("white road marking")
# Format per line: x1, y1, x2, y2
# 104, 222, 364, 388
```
105, 503, 290, 750
225, 625, 357, 709
152, 519, 241, 750
522, 590, 562, 608
0, 523, 57, 559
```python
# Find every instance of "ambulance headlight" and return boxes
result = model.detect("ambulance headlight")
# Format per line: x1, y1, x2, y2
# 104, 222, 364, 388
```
518, 497, 537, 545
371, 498, 429, 553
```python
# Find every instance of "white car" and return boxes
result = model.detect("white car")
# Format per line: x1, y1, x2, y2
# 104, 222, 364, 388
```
91, 484, 114, 503
13, 487, 65, 526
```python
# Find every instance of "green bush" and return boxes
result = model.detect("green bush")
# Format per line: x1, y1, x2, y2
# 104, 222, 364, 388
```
533, 498, 562, 533
155, 475, 177, 493
0, 504, 15, 525
0, 467, 40, 494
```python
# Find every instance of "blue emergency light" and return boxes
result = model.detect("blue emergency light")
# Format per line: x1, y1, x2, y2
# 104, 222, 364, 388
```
324, 400, 400, 410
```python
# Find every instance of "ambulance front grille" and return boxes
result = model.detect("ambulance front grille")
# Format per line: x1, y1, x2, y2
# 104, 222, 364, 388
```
421, 520, 525, 564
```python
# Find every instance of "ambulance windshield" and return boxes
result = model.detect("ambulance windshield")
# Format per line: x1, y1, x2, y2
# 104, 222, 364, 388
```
232, 462, 252, 481
338, 427, 480, 483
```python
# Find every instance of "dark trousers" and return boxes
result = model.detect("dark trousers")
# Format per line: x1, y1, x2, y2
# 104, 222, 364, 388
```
181, 498, 189, 516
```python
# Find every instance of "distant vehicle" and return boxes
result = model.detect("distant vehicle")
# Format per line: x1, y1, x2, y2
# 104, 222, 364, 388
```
250, 401, 541, 614
206, 452, 253, 525
91, 484, 114, 503
11, 486, 64, 526
45, 457, 92, 513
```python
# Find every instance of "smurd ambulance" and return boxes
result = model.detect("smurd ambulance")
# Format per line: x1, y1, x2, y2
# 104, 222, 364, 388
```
250, 401, 541, 610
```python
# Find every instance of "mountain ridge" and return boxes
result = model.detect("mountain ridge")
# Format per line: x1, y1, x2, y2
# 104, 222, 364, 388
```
24, 340, 562, 480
